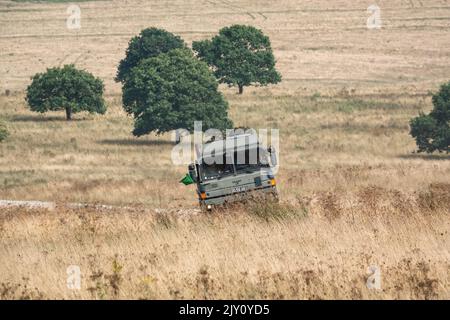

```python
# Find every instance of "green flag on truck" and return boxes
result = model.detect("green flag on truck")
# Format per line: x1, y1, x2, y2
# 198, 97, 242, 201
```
180, 173, 194, 185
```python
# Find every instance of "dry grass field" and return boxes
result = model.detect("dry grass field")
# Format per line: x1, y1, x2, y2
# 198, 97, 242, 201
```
0, 0, 449, 299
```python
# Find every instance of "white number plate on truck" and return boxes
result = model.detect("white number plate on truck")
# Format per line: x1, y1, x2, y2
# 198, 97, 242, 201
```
232, 186, 246, 193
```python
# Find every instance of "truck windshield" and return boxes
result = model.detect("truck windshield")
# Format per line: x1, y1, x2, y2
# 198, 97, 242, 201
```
200, 153, 234, 181
234, 147, 269, 173
200, 147, 269, 181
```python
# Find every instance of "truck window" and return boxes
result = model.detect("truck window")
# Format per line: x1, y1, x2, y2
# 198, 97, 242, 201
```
234, 147, 269, 173
201, 153, 234, 181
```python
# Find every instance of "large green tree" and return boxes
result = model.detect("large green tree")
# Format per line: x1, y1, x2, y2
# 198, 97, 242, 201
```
193, 24, 281, 94
116, 27, 185, 84
410, 82, 450, 153
26, 65, 106, 120
122, 48, 233, 136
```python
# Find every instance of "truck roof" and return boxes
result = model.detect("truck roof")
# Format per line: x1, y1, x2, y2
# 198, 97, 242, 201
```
198, 133, 261, 159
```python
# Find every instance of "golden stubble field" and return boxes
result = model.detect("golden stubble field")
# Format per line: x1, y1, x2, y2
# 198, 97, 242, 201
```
0, 0, 449, 299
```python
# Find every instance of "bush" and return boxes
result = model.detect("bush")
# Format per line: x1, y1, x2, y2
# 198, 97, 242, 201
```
0, 121, 9, 142
26, 65, 106, 120
410, 82, 450, 153
122, 49, 233, 136
193, 25, 281, 94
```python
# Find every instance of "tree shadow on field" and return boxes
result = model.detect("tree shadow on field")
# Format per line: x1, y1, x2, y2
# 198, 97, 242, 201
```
11, 115, 85, 122
98, 138, 175, 146
399, 153, 450, 161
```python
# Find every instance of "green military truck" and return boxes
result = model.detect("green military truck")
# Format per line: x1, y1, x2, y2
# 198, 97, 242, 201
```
184, 132, 278, 210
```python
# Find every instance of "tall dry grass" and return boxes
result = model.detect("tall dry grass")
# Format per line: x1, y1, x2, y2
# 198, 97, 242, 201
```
0, 183, 448, 299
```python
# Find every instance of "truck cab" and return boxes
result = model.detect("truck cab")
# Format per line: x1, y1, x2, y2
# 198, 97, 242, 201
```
187, 133, 278, 210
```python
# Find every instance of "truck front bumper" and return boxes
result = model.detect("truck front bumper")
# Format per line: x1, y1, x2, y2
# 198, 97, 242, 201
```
199, 186, 278, 206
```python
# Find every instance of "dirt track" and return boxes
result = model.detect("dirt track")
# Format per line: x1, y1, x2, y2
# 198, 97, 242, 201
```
0, 199, 202, 216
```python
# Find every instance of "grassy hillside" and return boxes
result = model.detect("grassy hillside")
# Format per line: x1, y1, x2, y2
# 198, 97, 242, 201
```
1, 93, 448, 207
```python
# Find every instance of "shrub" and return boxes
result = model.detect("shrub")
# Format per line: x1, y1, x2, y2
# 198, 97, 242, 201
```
0, 121, 9, 142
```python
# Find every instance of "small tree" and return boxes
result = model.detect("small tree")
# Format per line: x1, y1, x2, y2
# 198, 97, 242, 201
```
122, 48, 233, 136
193, 24, 281, 94
0, 121, 8, 142
116, 27, 185, 84
410, 82, 450, 153
26, 65, 106, 121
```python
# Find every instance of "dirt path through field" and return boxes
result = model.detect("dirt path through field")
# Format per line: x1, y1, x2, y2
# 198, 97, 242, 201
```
0, 199, 201, 216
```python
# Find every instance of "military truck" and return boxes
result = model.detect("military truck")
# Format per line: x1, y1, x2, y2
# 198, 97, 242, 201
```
185, 132, 278, 210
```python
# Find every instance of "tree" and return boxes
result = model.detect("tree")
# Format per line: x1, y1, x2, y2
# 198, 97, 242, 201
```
0, 121, 8, 142
122, 48, 233, 136
410, 82, 450, 153
116, 27, 185, 84
192, 24, 281, 94
26, 65, 106, 121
